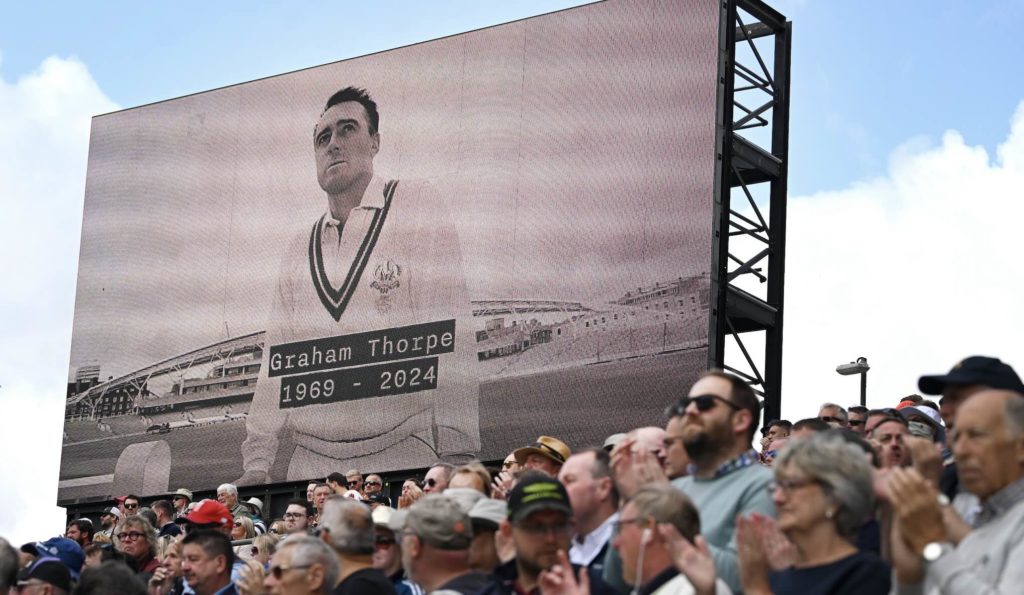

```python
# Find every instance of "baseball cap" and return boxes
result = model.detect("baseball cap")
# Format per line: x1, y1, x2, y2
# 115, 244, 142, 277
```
900, 406, 946, 443
442, 487, 485, 514
918, 356, 1024, 395
404, 495, 473, 550
507, 471, 573, 523
469, 498, 506, 531
17, 557, 72, 592
181, 499, 233, 529
22, 537, 84, 580
372, 506, 397, 527
513, 436, 571, 466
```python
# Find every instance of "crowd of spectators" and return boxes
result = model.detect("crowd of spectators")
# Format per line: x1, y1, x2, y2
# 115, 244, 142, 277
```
3, 355, 1023, 594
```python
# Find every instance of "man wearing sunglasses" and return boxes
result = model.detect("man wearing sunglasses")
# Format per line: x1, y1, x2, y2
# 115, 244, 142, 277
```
122, 494, 141, 516
368, 507, 420, 595
364, 475, 385, 498
817, 402, 849, 429
847, 406, 869, 436
423, 463, 455, 494
668, 369, 774, 595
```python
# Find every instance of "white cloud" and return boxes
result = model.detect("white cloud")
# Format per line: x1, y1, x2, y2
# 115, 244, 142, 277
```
780, 100, 1024, 419
0, 55, 118, 544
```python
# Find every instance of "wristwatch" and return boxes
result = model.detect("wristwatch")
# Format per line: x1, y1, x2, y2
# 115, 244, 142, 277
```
922, 541, 953, 562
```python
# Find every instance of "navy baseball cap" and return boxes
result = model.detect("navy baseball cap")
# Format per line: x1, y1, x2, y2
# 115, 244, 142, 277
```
918, 356, 1024, 395
21, 537, 84, 580
18, 557, 72, 592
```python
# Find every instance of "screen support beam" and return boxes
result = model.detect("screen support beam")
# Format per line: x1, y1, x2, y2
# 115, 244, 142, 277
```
709, 0, 791, 423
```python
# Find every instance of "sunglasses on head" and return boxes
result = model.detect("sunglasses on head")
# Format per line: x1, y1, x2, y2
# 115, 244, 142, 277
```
664, 394, 740, 417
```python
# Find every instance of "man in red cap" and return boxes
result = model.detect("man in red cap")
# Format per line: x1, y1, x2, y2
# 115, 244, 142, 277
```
182, 499, 234, 537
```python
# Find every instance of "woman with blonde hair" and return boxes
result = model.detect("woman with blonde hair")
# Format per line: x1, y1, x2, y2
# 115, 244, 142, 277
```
231, 515, 257, 560
250, 533, 278, 568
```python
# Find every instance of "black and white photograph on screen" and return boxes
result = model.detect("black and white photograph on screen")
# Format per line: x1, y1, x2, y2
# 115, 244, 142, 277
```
60, 0, 719, 500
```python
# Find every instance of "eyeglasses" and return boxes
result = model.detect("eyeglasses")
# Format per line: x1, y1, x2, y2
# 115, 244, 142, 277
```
502, 460, 517, 469
612, 517, 643, 534
124, 503, 139, 510
766, 477, 819, 494
514, 521, 572, 536
283, 512, 307, 519
118, 531, 145, 541
269, 564, 312, 580
665, 394, 741, 417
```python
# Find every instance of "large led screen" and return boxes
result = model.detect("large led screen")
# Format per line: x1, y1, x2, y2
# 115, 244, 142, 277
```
60, 0, 719, 501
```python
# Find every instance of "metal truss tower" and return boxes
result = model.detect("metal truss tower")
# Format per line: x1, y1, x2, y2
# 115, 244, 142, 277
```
709, 0, 792, 423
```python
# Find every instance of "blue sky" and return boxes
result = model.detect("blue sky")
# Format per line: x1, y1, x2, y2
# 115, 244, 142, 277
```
2, 0, 1024, 543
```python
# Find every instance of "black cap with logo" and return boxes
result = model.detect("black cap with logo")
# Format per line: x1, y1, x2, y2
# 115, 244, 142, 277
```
507, 471, 573, 523
918, 356, 1024, 395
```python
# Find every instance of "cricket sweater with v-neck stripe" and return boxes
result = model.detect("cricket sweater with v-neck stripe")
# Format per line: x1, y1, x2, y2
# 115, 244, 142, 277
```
242, 176, 480, 478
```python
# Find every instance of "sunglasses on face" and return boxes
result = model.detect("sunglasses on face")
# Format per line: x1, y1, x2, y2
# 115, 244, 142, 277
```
664, 394, 740, 417
124, 503, 139, 509
233, 522, 243, 528
375, 535, 396, 547
819, 416, 845, 424
269, 564, 312, 580
424, 478, 438, 487
848, 419, 866, 427
365, 481, 381, 486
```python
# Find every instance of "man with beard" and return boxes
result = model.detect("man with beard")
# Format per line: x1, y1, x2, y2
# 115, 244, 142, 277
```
668, 369, 774, 594
478, 472, 615, 595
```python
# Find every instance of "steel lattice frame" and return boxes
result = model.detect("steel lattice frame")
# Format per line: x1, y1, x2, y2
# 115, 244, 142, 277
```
709, 0, 791, 423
